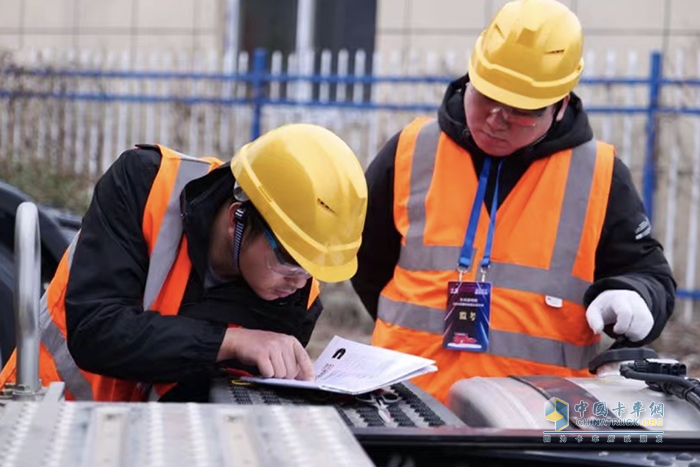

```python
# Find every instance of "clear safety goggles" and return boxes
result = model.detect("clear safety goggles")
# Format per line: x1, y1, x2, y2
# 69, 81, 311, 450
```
468, 86, 547, 128
263, 228, 311, 279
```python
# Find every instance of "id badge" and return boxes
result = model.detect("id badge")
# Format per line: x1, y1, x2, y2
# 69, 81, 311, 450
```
443, 281, 491, 352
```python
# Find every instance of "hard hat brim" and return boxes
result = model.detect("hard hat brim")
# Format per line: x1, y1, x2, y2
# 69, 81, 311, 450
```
469, 64, 567, 110
303, 256, 358, 283
278, 236, 359, 283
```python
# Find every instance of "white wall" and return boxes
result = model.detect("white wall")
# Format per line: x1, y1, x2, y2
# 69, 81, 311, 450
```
2, 0, 699, 59
0, 0, 222, 54
376, 0, 700, 73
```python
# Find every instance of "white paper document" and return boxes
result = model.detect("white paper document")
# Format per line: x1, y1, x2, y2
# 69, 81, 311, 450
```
241, 336, 437, 395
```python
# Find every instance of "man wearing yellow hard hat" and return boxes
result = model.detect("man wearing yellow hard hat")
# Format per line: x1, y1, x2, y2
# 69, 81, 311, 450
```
351, 0, 675, 403
0, 124, 368, 402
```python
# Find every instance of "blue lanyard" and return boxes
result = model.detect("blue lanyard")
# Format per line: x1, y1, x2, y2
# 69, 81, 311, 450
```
458, 157, 503, 275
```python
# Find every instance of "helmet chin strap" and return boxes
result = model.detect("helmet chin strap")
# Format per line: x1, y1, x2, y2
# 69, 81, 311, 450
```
232, 205, 247, 273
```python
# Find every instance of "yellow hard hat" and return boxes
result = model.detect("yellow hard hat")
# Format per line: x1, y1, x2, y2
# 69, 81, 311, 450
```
231, 124, 368, 283
468, 0, 584, 110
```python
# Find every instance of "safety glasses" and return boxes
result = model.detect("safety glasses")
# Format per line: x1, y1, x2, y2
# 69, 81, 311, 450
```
262, 227, 311, 279
468, 85, 548, 128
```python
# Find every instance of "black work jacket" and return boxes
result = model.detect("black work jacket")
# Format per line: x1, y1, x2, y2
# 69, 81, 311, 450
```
64, 145, 322, 400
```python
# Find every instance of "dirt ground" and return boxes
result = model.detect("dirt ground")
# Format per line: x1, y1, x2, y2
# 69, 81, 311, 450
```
652, 317, 700, 377
306, 281, 374, 359
309, 282, 700, 378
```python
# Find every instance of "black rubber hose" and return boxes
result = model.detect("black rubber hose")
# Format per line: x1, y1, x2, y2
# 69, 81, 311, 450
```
620, 365, 700, 412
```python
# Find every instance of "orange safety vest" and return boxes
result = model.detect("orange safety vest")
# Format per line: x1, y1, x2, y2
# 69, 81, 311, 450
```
0, 146, 321, 401
372, 119, 615, 403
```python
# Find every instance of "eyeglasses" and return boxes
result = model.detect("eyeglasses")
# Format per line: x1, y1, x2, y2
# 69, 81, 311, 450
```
468, 86, 547, 128
263, 228, 311, 279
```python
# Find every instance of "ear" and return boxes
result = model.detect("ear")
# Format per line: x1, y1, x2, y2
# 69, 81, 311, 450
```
228, 201, 242, 239
555, 95, 571, 122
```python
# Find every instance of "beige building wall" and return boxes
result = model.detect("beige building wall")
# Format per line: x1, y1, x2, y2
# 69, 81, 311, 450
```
1, 0, 698, 58
377, 0, 700, 72
0, 0, 223, 54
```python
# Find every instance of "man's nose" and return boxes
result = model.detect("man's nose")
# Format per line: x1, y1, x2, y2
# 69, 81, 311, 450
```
285, 274, 308, 289
485, 107, 509, 130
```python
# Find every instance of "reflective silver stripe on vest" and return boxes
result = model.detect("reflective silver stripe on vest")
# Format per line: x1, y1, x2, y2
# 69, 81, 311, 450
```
486, 262, 590, 305
403, 120, 442, 259
38, 155, 213, 401
377, 296, 597, 369
139, 156, 211, 401
134, 381, 160, 401
550, 139, 598, 273
142, 157, 212, 310
396, 120, 598, 303
38, 234, 94, 400
147, 385, 160, 401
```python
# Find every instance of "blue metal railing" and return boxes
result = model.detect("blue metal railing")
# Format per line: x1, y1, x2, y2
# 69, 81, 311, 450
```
643, 53, 663, 228
1, 49, 700, 300
2, 49, 699, 215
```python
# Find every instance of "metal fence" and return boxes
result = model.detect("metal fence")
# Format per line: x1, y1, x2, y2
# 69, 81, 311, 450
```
1, 47, 700, 318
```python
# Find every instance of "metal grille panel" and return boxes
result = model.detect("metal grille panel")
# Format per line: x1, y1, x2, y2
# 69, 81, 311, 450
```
210, 380, 465, 429
0, 401, 374, 467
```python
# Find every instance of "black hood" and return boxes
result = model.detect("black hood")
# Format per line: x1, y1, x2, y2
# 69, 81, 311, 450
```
179, 162, 312, 311
180, 162, 235, 282
437, 74, 594, 164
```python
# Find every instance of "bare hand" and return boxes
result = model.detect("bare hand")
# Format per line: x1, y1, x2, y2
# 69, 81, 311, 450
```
218, 328, 315, 381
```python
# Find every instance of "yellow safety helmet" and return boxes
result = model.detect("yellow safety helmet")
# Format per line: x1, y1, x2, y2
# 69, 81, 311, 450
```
231, 124, 368, 283
468, 0, 584, 110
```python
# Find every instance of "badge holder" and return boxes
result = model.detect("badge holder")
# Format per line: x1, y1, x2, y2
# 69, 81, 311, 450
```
444, 266, 491, 352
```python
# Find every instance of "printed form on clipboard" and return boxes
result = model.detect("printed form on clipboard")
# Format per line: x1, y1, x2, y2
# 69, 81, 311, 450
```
241, 336, 438, 395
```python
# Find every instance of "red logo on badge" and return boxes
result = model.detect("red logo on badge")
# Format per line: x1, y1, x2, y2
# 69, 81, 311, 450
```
452, 333, 477, 345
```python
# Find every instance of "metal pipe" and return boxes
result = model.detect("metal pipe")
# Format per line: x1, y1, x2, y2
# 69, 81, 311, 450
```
14, 201, 41, 395
296, 0, 316, 54
223, 0, 240, 61
295, 0, 316, 102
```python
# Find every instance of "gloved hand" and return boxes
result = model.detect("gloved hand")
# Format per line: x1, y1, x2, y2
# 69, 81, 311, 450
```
585, 290, 653, 342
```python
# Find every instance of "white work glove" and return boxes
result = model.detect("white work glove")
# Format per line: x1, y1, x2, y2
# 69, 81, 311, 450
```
585, 290, 654, 342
